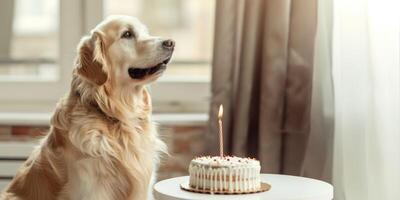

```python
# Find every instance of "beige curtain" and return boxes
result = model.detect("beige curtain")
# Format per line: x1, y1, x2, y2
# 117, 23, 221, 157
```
207, 0, 329, 179
0, 0, 14, 58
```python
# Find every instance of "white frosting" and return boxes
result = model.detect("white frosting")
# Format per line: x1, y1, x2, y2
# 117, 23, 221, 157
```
189, 156, 261, 192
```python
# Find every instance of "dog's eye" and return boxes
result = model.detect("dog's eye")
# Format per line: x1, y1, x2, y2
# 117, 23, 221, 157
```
121, 30, 134, 39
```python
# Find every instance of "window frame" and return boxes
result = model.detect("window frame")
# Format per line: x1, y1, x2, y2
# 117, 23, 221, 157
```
0, 0, 210, 113
0, 0, 95, 112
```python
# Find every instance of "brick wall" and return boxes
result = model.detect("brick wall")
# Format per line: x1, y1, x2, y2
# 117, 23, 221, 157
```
158, 125, 207, 180
0, 124, 208, 181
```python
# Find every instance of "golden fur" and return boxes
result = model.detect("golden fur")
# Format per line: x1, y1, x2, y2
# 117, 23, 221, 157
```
0, 15, 171, 200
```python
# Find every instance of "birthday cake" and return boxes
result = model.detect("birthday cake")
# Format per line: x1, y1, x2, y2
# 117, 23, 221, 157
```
188, 156, 261, 193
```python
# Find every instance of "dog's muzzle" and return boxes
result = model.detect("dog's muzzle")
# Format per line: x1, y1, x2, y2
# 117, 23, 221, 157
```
128, 57, 171, 79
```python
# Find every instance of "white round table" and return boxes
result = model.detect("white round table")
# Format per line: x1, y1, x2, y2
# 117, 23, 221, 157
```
154, 174, 333, 200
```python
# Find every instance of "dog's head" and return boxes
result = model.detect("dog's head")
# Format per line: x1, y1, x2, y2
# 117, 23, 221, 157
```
75, 15, 174, 87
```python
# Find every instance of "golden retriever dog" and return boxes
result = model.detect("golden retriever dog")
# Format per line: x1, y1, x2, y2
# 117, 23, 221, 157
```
0, 15, 173, 200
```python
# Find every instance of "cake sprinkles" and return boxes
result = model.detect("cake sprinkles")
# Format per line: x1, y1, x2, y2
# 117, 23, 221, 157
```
188, 156, 261, 193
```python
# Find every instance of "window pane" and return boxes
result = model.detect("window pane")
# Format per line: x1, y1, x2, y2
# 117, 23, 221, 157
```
104, 0, 214, 79
0, 0, 59, 80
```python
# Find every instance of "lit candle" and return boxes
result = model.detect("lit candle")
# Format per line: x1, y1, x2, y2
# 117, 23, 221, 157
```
218, 104, 224, 157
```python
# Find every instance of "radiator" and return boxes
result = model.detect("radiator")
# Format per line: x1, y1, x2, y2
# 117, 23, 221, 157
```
0, 141, 37, 191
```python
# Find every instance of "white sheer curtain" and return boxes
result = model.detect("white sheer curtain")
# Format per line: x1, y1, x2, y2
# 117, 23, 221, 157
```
330, 0, 400, 199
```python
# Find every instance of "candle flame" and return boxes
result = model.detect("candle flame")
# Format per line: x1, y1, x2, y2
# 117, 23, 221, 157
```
218, 104, 223, 118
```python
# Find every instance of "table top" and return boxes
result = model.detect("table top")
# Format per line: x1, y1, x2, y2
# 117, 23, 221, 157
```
153, 174, 333, 200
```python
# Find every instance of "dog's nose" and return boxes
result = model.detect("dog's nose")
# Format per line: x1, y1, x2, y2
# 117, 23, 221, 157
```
162, 39, 175, 49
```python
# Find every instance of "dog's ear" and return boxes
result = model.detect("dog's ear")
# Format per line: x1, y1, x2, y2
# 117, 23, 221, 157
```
76, 31, 108, 86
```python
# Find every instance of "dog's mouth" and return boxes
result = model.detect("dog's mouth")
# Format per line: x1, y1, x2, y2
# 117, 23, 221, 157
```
128, 57, 171, 79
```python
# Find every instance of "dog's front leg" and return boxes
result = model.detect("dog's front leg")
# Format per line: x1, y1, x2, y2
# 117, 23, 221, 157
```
64, 126, 123, 200
147, 169, 157, 200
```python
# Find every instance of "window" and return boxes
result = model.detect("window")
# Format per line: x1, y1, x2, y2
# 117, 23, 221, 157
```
0, 0, 58, 80
0, 0, 90, 113
0, 0, 213, 114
